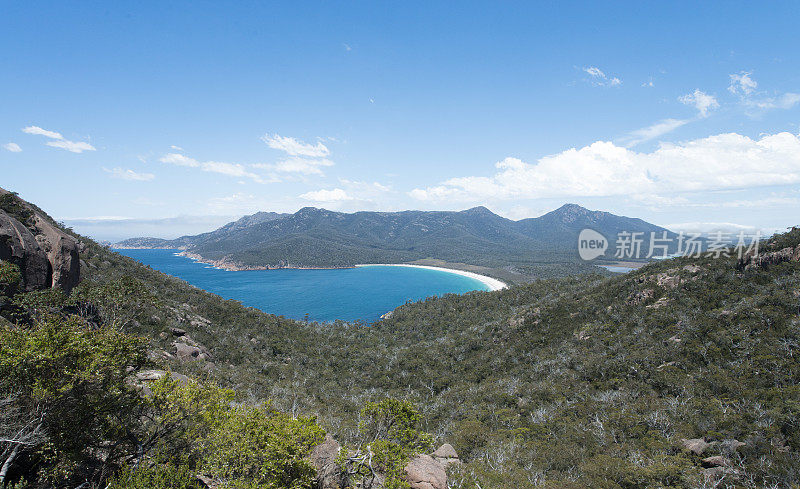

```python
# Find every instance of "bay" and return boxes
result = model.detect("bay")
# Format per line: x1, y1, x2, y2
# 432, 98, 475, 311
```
114, 249, 489, 322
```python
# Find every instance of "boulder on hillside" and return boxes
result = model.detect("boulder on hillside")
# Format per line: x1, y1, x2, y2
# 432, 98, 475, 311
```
32, 214, 80, 294
702, 455, 731, 468
129, 369, 191, 396
405, 455, 447, 489
0, 188, 81, 294
680, 438, 712, 456
0, 210, 51, 291
309, 435, 344, 489
431, 444, 460, 469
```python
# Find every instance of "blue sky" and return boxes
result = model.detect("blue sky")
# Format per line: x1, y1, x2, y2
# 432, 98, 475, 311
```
2, 1, 799, 241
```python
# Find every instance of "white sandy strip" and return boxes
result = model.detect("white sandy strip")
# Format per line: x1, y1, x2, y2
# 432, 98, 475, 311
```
356, 264, 508, 291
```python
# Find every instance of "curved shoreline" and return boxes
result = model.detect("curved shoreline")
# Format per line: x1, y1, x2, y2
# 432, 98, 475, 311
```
355, 264, 508, 291
163, 251, 508, 291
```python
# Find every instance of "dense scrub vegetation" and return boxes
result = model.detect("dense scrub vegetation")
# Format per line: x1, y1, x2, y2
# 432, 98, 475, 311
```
3, 190, 800, 487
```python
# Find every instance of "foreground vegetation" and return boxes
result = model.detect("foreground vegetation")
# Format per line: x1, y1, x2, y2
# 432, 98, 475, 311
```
2, 190, 800, 487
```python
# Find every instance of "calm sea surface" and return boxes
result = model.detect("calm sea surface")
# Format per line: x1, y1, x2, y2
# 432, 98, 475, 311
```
114, 249, 489, 323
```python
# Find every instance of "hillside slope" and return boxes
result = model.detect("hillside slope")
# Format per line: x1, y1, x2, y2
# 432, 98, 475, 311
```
5, 190, 799, 488
110, 214, 800, 486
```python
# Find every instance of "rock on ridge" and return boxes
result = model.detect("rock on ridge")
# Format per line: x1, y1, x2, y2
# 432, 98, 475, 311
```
0, 209, 51, 291
0, 188, 80, 293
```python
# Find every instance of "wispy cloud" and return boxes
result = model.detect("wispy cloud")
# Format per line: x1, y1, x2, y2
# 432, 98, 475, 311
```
254, 158, 334, 176
727, 71, 800, 114
46, 140, 96, 153
22, 126, 63, 139
258, 133, 335, 177
583, 66, 621, 87
3, 142, 22, 152
205, 193, 290, 215
104, 167, 155, 181
745, 92, 800, 111
678, 89, 719, 118
261, 134, 330, 158
159, 153, 199, 167
728, 71, 757, 96
21, 125, 96, 153
621, 89, 719, 147
159, 152, 271, 183
299, 188, 353, 202
620, 118, 689, 147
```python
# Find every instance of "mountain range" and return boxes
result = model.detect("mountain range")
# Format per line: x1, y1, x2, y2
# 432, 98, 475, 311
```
116, 204, 675, 272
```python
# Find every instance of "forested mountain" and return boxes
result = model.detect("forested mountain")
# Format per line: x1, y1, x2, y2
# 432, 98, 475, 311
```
4, 189, 799, 488
116, 204, 675, 273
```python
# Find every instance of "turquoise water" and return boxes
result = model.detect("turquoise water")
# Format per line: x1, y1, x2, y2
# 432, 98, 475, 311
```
598, 265, 637, 273
114, 249, 489, 323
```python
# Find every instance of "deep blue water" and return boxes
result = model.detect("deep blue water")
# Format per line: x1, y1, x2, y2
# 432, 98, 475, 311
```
114, 249, 489, 323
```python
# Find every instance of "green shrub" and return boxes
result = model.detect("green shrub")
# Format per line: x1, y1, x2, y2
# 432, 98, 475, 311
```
108, 462, 200, 489
0, 261, 22, 296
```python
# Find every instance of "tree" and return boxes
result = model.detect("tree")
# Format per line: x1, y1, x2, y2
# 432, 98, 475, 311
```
341, 398, 433, 489
0, 316, 148, 485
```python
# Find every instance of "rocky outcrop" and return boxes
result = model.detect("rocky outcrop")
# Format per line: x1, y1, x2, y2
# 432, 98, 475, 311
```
308, 438, 457, 489
0, 210, 51, 291
405, 455, 447, 489
32, 214, 80, 293
431, 444, 460, 469
309, 435, 344, 489
128, 369, 191, 396
680, 438, 711, 456
0, 188, 80, 294
738, 245, 800, 271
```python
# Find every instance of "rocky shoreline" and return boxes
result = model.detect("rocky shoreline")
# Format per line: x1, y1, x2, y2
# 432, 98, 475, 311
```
176, 251, 355, 272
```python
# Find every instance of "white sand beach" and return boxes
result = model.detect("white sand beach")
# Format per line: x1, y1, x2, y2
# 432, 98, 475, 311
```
356, 264, 508, 291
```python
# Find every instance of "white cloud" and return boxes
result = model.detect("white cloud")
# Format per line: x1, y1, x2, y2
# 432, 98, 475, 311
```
46, 140, 96, 153
339, 178, 391, 193
663, 222, 765, 234
205, 193, 290, 215
583, 66, 621, 87
3, 142, 22, 152
159, 153, 200, 167
727, 72, 799, 113
159, 152, 271, 183
21, 125, 96, 153
299, 188, 353, 202
261, 134, 330, 158
201, 161, 262, 180
678, 89, 719, 118
104, 167, 155, 181
746, 92, 800, 111
410, 131, 800, 202
254, 157, 334, 176
170, 145, 184, 151
258, 133, 335, 177
621, 118, 689, 147
729, 71, 757, 96
22, 126, 63, 139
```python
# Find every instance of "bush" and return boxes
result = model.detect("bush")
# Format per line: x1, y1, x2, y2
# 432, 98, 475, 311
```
108, 462, 200, 489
